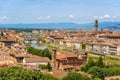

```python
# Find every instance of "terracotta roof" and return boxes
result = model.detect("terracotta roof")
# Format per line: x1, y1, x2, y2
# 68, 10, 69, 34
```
10, 50, 26, 57
13, 54, 25, 57
25, 54, 38, 58
56, 53, 67, 59
62, 65, 75, 69
99, 33, 120, 37
70, 33, 84, 37
56, 51, 77, 59
25, 56, 51, 63
52, 69, 68, 78
49, 34, 64, 39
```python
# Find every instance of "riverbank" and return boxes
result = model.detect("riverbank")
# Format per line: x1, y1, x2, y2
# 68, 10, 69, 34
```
42, 41, 69, 51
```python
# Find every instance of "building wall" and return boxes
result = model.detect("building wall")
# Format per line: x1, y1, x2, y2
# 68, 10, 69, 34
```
23, 62, 49, 66
93, 44, 101, 54
75, 42, 81, 49
56, 57, 87, 70
101, 46, 109, 55
23, 58, 50, 66
86, 44, 92, 52
90, 44, 120, 55
59, 40, 64, 46
66, 42, 72, 47
109, 46, 117, 55
117, 45, 120, 55
54, 39, 59, 44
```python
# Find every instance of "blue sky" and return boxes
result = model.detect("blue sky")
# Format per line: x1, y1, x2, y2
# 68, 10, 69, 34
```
0, 0, 120, 24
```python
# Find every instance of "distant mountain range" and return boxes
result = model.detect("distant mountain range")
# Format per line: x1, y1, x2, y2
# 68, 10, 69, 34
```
0, 22, 120, 30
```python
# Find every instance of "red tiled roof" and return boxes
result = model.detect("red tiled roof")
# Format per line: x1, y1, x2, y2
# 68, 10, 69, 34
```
25, 54, 51, 63
56, 51, 77, 59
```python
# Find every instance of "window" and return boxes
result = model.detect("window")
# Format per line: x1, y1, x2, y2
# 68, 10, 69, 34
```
62, 60, 67, 63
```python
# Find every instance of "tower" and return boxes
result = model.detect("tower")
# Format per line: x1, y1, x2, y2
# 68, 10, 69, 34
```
94, 20, 98, 32
52, 49, 57, 68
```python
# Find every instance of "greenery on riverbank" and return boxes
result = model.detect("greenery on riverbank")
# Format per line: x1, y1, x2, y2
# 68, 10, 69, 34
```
88, 54, 120, 67
27, 47, 52, 59
42, 41, 69, 51
81, 56, 120, 80
42, 41, 60, 50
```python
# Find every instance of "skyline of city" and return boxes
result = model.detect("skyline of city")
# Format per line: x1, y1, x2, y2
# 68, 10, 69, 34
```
0, 1, 120, 79
0, 0, 120, 23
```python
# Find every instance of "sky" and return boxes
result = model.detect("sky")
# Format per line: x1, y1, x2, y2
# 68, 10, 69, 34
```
0, 0, 120, 24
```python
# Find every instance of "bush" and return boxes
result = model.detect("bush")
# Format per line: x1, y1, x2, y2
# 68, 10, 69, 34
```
94, 78, 102, 80
88, 66, 104, 79
81, 57, 95, 72
47, 62, 52, 71
63, 72, 90, 80
82, 44, 86, 49
96, 57, 104, 68
81, 57, 120, 80
39, 62, 52, 71
39, 64, 47, 69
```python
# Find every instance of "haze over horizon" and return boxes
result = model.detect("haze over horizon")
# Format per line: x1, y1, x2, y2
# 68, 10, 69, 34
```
0, 0, 120, 24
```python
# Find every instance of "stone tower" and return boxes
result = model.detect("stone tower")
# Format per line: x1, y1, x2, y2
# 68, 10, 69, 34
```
52, 49, 57, 68
94, 20, 98, 32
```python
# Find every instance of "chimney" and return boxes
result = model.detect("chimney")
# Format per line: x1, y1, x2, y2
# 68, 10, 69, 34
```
94, 20, 98, 32
52, 49, 57, 68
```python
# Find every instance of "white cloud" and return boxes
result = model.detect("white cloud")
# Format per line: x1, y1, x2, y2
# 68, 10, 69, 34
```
1, 16, 7, 20
93, 16, 98, 19
46, 16, 51, 19
68, 14, 75, 18
104, 14, 111, 18
93, 14, 116, 20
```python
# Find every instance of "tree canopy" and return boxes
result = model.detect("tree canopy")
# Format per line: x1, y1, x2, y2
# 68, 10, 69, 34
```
81, 57, 120, 80
63, 72, 90, 80
27, 47, 52, 59
0, 67, 91, 80
0, 67, 57, 80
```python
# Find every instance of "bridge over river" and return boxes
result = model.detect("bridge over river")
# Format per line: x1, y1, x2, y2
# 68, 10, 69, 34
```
23, 32, 41, 44
23, 32, 47, 50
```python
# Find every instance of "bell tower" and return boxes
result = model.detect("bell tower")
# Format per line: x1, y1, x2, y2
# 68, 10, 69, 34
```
94, 20, 98, 32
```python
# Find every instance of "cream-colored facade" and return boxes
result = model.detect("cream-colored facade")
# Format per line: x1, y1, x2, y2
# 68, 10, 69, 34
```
74, 42, 81, 49
117, 45, 120, 55
66, 41, 75, 48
